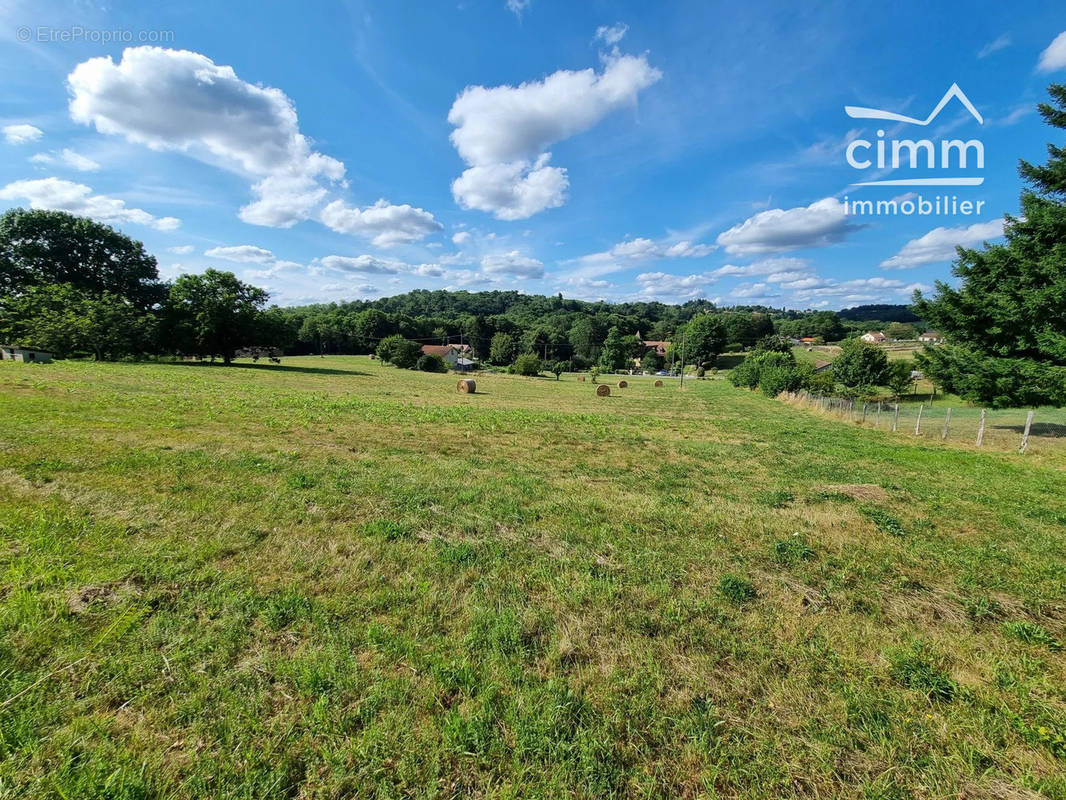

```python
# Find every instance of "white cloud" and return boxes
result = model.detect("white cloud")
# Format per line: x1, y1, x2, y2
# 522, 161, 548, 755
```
68, 47, 347, 228
730, 282, 778, 300
634, 270, 717, 301
1038, 31, 1066, 72
448, 50, 661, 219
2, 124, 43, 144
716, 197, 853, 255
0, 177, 179, 230
451, 155, 569, 220
712, 256, 811, 278
29, 148, 100, 171
66, 47, 435, 237
595, 23, 628, 46
506, 0, 530, 17
880, 219, 1005, 268
204, 244, 276, 263
319, 198, 443, 246
452, 230, 471, 245
568, 234, 716, 282
977, 34, 1011, 59
317, 255, 405, 275
168, 245, 195, 254
480, 250, 544, 279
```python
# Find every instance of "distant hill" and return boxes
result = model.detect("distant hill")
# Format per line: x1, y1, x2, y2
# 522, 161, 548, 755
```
838, 304, 921, 323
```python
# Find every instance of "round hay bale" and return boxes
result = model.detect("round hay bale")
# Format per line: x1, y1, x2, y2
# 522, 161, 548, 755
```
617, 380, 628, 388
456, 378, 476, 394
596, 384, 611, 397
654, 379, 664, 387
577, 375, 585, 382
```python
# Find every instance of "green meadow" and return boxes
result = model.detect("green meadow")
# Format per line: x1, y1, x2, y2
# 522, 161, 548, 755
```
1, 356, 1064, 799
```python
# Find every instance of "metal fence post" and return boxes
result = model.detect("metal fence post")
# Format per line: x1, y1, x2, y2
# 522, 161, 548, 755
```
892, 404, 899, 432
976, 409, 986, 447
914, 403, 924, 435
941, 408, 952, 441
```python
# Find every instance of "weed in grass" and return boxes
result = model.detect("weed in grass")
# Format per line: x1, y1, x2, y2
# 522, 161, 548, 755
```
285, 472, 318, 490
1003, 620, 1062, 651
889, 642, 957, 701
361, 519, 412, 541
772, 534, 815, 565
964, 596, 1005, 623
860, 507, 906, 537
759, 489, 795, 508
718, 574, 758, 604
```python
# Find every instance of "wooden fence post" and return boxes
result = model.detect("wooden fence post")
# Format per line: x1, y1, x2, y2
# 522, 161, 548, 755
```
1020, 410, 1034, 453
976, 409, 986, 447
914, 403, 924, 435
862, 402, 868, 423
877, 402, 882, 427
941, 408, 952, 441
892, 404, 900, 432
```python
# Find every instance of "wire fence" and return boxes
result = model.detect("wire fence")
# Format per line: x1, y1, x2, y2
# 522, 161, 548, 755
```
782, 391, 1066, 455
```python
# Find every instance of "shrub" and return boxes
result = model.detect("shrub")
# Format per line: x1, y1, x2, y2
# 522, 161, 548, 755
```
514, 353, 543, 376
729, 350, 798, 393
416, 353, 447, 373
376, 335, 421, 369
719, 574, 757, 604
772, 536, 815, 564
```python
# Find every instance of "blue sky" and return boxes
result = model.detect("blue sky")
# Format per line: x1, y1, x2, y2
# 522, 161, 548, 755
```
1, 0, 1064, 309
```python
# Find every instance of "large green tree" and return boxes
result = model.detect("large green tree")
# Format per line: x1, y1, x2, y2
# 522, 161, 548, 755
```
677, 313, 727, 367
833, 339, 889, 390
914, 84, 1066, 407
0, 209, 164, 310
162, 270, 270, 363
598, 326, 633, 372
0, 283, 154, 360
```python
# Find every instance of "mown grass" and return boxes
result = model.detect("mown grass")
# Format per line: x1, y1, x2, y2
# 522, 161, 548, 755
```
1, 356, 1064, 799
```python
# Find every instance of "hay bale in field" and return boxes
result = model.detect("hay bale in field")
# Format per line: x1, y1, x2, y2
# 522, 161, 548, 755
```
457, 378, 476, 394
654, 379, 664, 387
577, 376, 585, 382
617, 380, 628, 388
596, 384, 611, 397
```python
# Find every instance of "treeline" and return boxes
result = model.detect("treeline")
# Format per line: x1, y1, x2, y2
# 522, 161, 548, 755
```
0, 207, 905, 366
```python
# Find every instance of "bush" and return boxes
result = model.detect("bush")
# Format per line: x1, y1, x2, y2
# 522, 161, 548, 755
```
416, 353, 447, 373
376, 335, 422, 369
514, 353, 543, 376
729, 350, 796, 391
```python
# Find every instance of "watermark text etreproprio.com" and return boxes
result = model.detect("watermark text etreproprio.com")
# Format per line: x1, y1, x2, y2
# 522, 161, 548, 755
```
16, 26, 174, 44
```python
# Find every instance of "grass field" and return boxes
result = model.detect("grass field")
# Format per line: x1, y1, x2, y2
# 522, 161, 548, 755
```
2, 356, 1065, 799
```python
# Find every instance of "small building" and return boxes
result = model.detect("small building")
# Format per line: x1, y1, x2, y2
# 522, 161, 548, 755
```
860, 331, 887, 344
1, 345, 52, 363
799, 337, 819, 345
454, 357, 477, 372
421, 344, 474, 367
813, 360, 832, 373
918, 331, 942, 343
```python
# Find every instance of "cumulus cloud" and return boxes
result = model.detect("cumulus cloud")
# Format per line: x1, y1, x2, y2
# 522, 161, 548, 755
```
2, 124, 43, 144
319, 198, 443, 246
567, 234, 716, 284
169, 244, 195, 254
0, 177, 179, 230
716, 198, 854, 255
452, 230, 471, 245
712, 256, 811, 278
204, 244, 276, 263
480, 250, 545, 279
595, 23, 628, 46
317, 255, 405, 275
67, 47, 438, 239
29, 148, 101, 171
1038, 31, 1066, 72
635, 270, 717, 301
880, 219, 1005, 268
448, 50, 661, 219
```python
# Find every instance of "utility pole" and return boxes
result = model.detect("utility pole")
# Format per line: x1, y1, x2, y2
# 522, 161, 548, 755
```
679, 332, 687, 390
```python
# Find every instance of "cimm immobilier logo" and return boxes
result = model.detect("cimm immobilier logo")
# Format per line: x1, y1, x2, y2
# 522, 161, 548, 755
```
843, 84, 985, 217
